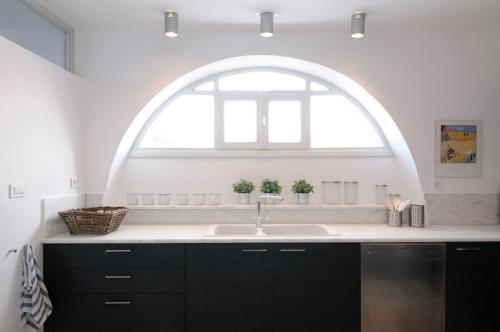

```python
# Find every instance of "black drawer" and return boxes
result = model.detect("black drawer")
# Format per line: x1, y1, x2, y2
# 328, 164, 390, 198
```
52, 268, 185, 294
46, 244, 185, 269
447, 242, 499, 258
48, 294, 185, 332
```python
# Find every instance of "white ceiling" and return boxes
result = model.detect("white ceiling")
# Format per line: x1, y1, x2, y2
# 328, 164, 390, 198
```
38, 0, 500, 30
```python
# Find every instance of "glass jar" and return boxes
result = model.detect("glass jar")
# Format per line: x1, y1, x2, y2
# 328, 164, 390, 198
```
192, 193, 206, 205
375, 184, 388, 205
207, 193, 222, 205
176, 193, 189, 205
343, 181, 358, 205
157, 193, 172, 205
126, 193, 140, 205
141, 193, 156, 205
321, 181, 341, 204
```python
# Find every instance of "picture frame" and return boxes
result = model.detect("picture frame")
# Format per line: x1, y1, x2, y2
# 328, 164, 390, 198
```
435, 120, 482, 178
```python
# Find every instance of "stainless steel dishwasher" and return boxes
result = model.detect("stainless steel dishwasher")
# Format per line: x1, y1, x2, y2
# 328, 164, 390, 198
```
362, 243, 445, 332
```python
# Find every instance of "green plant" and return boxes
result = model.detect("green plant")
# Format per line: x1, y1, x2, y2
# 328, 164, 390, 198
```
291, 179, 314, 194
232, 179, 255, 194
260, 179, 282, 194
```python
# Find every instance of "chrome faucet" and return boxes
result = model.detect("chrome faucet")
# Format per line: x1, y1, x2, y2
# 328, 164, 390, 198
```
255, 194, 284, 228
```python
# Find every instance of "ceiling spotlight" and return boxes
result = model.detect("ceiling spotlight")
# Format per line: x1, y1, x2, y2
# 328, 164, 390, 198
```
351, 12, 366, 38
260, 12, 274, 37
164, 11, 179, 37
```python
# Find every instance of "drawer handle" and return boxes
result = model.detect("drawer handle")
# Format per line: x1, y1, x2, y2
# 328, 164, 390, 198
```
455, 247, 481, 252
280, 249, 306, 252
105, 275, 131, 279
241, 249, 268, 253
105, 249, 131, 253
104, 301, 131, 305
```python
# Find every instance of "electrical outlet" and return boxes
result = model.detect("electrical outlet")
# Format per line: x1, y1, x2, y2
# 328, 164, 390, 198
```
70, 177, 78, 189
8, 184, 25, 198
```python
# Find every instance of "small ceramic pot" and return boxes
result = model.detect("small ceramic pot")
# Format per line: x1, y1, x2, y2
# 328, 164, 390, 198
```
297, 193, 310, 205
238, 193, 251, 205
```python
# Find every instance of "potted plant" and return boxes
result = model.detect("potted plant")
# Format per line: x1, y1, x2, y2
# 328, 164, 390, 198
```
232, 179, 255, 205
260, 179, 282, 204
291, 179, 314, 205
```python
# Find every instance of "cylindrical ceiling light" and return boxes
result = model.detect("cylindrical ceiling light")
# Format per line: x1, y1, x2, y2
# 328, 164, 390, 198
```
260, 12, 274, 37
164, 11, 179, 37
351, 12, 366, 38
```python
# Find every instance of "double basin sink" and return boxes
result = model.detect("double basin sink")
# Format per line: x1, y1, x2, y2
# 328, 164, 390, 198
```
206, 224, 335, 236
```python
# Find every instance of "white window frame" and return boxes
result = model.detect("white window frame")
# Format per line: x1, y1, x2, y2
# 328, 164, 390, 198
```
130, 67, 392, 158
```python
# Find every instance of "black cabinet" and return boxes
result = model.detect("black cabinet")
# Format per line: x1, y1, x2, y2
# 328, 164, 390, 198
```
44, 244, 186, 332
446, 242, 500, 332
275, 243, 360, 332
187, 244, 274, 332
187, 243, 360, 332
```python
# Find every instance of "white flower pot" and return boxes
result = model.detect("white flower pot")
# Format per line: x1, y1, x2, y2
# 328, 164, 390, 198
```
238, 193, 251, 205
297, 193, 310, 205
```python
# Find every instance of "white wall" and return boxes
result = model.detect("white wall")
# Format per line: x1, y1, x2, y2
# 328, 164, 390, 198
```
0, 36, 85, 332
76, 25, 500, 201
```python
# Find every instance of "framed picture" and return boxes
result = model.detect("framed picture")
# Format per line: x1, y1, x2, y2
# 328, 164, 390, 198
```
435, 120, 482, 178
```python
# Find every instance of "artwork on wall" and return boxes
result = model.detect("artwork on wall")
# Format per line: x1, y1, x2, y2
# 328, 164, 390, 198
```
435, 120, 482, 178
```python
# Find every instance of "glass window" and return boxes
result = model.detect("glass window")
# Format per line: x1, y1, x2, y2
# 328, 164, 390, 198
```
223, 100, 258, 143
194, 81, 214, 91
0, 0, 69, 70
139, 95, 214, 148
310, 95, 383, 148
133, 68, 388, 156
219, 71, 306, 91
310, 81, 329, 91
267, 101, 302, 143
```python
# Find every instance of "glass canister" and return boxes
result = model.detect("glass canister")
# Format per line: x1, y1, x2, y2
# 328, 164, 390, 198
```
207, 193, 222, 205
157, 193, 172, 205
343, 181, 358, 205
141, 193, 156, 205
192, 193, 206, 205
176, 193, 189, 205
375, 184, 388, 205
322, 181, 342, 204
126, 193, 140, 205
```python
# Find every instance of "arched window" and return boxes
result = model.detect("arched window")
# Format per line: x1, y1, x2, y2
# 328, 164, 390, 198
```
131, 68, 390, 157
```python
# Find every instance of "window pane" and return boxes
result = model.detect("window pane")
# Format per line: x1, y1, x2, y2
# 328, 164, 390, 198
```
268, 101, 302, 143
311, 95, 384, 148
0, 0, 67, 69
310, 81, 329, 91
194, 81, 214, 91
139, 95, 214, 148
219, 71, 306, 91
224, 100, 257, 143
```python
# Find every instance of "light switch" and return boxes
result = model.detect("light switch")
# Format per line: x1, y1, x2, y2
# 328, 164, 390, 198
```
9, 184, 25, 198
70, 177, 78, 189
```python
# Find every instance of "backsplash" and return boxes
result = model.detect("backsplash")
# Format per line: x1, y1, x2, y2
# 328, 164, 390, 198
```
425, 193, 500, 225
123, 206, 387, 225
42, 193, 104, 236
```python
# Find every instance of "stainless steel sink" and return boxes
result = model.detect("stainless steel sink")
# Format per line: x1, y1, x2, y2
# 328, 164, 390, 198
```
205, 224, 334, 236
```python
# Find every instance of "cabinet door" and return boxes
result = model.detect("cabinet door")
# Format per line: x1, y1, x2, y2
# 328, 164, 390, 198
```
275, 243, 360, 332
446, 243, 500, 332
187, 244, 274, 332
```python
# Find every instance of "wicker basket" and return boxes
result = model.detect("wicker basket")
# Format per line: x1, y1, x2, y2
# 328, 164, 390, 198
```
58, 207, 128, 235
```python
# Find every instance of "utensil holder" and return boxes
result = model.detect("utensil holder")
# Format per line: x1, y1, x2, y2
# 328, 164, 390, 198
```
387, 211, 402, 227
410, 204, 425, 228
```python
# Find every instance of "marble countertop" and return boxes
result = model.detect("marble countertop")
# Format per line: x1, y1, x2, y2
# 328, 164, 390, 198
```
43, 224, 500, 244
